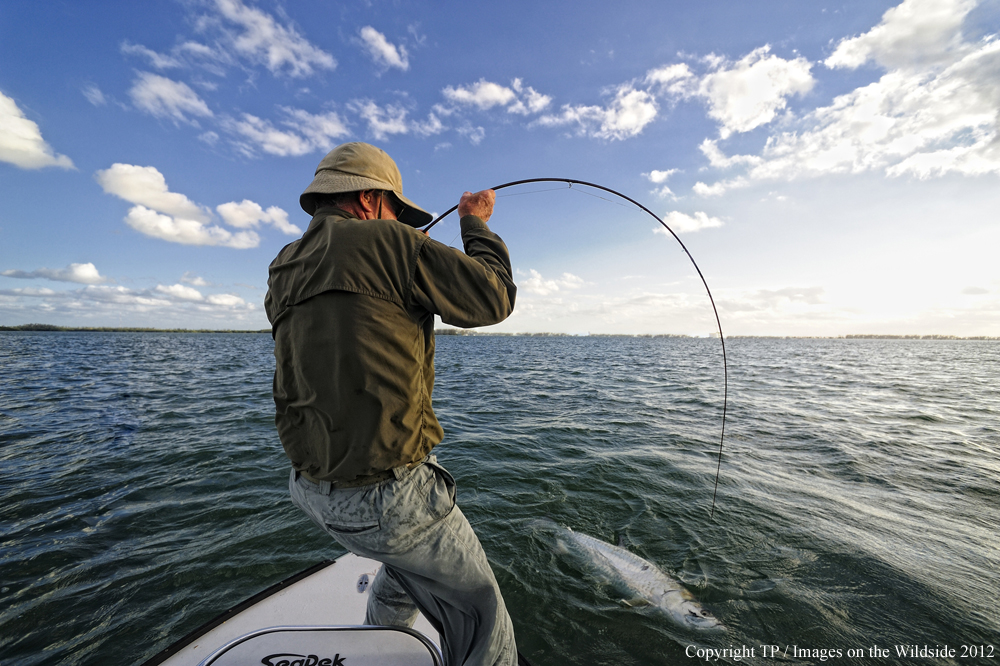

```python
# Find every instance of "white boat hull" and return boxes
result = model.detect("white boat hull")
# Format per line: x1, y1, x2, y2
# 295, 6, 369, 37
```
144, 554, 441, 666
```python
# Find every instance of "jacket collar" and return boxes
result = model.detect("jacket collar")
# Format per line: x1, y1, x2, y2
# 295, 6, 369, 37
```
307, 206, 356, 232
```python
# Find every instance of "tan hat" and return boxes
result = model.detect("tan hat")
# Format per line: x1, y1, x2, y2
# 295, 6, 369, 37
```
300, 142, 432, 227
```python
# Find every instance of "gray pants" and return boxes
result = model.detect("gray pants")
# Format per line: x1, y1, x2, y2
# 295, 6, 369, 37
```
289, 456, 517, 666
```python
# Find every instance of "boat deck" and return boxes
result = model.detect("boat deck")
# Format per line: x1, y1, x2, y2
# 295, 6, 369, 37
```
143, 554, 440, 666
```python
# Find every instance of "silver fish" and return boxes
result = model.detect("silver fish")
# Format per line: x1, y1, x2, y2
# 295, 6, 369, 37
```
545, 521, 724, 632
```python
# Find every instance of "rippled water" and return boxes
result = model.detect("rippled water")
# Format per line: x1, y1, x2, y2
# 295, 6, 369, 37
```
1, 333, 997, 665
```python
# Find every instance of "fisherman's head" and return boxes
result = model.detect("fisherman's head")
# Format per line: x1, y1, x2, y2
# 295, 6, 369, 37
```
300, 142, 432, 227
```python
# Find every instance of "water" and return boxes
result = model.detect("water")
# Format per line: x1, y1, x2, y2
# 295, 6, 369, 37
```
1, 333, 997, 665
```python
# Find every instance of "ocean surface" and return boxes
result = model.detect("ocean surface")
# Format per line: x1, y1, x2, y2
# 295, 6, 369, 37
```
1, 332, 997, 665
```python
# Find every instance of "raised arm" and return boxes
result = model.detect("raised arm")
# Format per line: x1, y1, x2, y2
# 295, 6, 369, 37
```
409, 189, 515, 328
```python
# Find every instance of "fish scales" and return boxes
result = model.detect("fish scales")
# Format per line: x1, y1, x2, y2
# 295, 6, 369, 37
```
550, 523, 724, 632
569, 530, 691, 600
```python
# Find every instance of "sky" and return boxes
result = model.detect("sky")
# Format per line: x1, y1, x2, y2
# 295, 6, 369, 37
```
1, 0, 998, 336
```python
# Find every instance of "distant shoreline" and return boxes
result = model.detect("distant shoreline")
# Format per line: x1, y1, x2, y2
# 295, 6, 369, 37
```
0, 324, 269, 334
0, 324, 996, 340
437, 331, 1000, 340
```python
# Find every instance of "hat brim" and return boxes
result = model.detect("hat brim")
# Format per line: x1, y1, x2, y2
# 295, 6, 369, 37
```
388, 192, 433, 228
300, 170, 432, 228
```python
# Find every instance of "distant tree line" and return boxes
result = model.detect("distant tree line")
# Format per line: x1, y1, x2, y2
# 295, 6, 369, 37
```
0, 323, 269, 333
434, 329, 693, 337
1, 324, 994, 339
843, 334, 999, 340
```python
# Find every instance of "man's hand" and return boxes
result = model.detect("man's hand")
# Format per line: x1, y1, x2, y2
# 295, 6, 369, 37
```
458, 189, 495, 223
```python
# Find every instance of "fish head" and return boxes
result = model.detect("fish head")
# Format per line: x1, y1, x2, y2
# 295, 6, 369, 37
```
676, 599, 725, 632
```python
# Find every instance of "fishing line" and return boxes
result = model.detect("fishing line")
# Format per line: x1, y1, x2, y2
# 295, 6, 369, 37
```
422, 178, 728, 519
497, 186, 573, 198
563, 183, 634, 209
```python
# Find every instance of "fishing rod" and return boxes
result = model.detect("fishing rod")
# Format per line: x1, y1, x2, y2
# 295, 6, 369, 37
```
422, 178, 728, 519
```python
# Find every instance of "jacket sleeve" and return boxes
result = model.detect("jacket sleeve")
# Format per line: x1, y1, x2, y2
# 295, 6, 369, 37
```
409, 215, 517, 328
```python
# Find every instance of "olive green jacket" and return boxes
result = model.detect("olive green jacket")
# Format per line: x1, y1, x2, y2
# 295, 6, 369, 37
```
265, 207, 516, 482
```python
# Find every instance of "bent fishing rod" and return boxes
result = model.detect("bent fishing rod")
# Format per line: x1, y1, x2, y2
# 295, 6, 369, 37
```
421, 178, 729, 519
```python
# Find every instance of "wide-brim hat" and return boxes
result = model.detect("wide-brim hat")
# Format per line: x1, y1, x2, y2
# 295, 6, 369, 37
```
300, 142, 432, 227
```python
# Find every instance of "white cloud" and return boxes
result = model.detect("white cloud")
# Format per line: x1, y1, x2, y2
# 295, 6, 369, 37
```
456, 123, 485, 145
508, 78, 552, 114
118, 1, 333, 80
155, 283, 204, 301
696, 46, 814, 138
407, 24, 427, 47
350, 99, 410, 140
536, 85, 658, 140
443, 79, 517, 110
124, 205, 260, 248
121, 39, 230, 77
96, 163, 263, 248
1, 263, 109, 285
129, 72, 213, 123
0, 287, 57, 297
588, 86, 659, 139
434, 78, 550, 132
692, 176, 749, 197
228, 101, 442, 146
693, 0, 1000, 190
643, 169, 680, 198
825, 0, 976, 70
0, 91, 74, 169
82, 84, 106, 106
642, 47, 813, 143
222, 106, 348, 156
411, 112, 446, 137
282, 107, 350, 147
224, 113, 313, 156
498, 286, 718, 335
121, 41, 183, 69
692, 181, 726, 197
358, 26, 409, 71
206, 293, 247, 307
699, 139, 763, 169
776, 41, 1000, 180
0, 284, 257, 325
217, 200, 300, 235
181, 272, 210, 286
80, 285, 166, 307
95, 163, 210, 222
609, 48, 811, 143
178, 41, 222, 61
656, 211, 724, 233
644, 169, 679, 184
117, 2, 333, 81
520, 270, 585, 296
753, 286, 825, 306
717, 287, 827, 318
210, 0, 335, 77
645, 63, 695, 92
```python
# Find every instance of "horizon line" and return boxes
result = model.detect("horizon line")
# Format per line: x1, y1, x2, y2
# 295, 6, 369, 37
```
0, 324, 997, 340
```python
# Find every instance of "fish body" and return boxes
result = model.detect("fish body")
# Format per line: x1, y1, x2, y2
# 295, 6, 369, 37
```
549, 522, 724, 632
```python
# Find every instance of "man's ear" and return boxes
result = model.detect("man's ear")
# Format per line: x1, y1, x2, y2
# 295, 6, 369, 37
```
358, 190, 376, 214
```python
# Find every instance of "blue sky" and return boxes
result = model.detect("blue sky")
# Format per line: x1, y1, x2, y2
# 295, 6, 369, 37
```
1, 0, 998, 335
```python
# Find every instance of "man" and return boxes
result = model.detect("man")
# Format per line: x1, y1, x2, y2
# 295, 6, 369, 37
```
265, 142, 518, 666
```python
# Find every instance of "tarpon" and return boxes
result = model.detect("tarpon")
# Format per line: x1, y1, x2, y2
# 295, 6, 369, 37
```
540, 520, 724, 632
